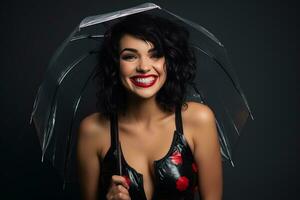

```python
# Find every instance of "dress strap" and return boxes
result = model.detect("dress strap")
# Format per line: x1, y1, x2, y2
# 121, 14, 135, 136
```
175, 105, 184, 135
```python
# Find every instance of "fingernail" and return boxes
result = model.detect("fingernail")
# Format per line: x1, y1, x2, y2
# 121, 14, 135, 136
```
123, 175, 131, 189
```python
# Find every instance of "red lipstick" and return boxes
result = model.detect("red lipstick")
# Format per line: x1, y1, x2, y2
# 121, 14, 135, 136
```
130, 75, 157, 88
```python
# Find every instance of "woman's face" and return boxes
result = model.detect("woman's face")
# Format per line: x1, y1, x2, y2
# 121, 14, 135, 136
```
119, 34, 166, 99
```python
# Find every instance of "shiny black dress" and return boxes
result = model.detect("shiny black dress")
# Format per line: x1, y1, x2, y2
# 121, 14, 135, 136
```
98, 107, 199, 200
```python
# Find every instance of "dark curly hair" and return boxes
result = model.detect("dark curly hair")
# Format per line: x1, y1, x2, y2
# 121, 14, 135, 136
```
94, 13, 196, 118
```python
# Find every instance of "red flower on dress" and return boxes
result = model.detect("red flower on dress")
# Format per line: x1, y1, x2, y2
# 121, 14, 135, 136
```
192, 162, 198, 173
170, 151, 182, 165
176, 176, 189, 191
122, 175, 131, 187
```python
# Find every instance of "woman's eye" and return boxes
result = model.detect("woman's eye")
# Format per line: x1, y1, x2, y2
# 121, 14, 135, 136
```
121, 54, 137, 61
150, 51, 163, 59
150, 54, 159, 59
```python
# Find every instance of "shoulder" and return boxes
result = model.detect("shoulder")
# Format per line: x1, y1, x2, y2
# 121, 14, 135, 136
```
79, 113, 109, 134
182, 101, 216, 127
182, 102, 218, 148
183, 103, 222, 198
79, 113, 105, 134
78, 113, 110, 154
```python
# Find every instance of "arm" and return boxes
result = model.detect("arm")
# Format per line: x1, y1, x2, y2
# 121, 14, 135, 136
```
77, 117, 101, 200
191, 104, 223, 200
77, 115, 131, 200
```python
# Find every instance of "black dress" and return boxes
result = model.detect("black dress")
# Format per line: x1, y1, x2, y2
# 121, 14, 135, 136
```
98, 106, 199, 200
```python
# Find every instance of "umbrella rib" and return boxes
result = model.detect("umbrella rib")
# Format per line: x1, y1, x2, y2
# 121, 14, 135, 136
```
191, 83, 234, 164
47, 28, 80, 73
42, 50, 99, 161
31, 28, 80, 147
70, 34, 104, 42
191, 45, 254, 119
224, 107, 241, 136
63, 64, 98, 184
215, 118, 234, 166
30, 86, 41, 124
162, 8, 223, 47
79, 3, 160, 29
191, 83, 205, 103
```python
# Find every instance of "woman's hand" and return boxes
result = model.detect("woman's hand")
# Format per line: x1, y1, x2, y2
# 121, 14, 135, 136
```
106, 175, 131, 200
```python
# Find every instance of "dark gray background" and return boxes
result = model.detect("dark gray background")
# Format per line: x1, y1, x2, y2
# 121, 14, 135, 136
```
0, 0, 299, 199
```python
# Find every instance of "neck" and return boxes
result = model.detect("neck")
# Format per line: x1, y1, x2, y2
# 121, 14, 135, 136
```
120, 94, 167, 125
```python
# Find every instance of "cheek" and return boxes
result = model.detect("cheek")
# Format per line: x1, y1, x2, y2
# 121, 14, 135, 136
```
161, 63, 167, 80
119, 62, 133, 78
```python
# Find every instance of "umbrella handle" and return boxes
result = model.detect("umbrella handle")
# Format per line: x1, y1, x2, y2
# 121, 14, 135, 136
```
117, 142, 123, 176
111, 114, 123, 176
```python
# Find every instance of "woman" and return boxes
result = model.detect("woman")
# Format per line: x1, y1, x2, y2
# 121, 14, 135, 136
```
77, 14, 222, 200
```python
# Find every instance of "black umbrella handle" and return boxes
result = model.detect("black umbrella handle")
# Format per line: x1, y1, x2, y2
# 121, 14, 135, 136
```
117, 142, 122, 176
111, 114, 123, 176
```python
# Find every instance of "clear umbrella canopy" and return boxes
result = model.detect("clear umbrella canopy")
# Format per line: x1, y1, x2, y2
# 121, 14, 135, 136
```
31, 3, 253, 184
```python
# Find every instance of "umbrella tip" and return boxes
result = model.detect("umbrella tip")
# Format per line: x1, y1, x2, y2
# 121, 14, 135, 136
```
230, 160, 235, 167
245, 101, 254, 120
250, 112, 254, 120
143, 2, 160, 8
29, 110, 35, 124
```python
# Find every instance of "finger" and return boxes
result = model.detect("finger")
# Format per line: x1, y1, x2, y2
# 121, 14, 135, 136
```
107, 188, 130, 200
111, 175, 129, 189
115, 184, 129, 195
113, 192, 131, 200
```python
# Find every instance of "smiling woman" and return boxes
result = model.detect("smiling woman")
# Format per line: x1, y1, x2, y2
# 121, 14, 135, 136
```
119, 34, 167, 99
94, 13, 196, 118
77, 13, 222, 200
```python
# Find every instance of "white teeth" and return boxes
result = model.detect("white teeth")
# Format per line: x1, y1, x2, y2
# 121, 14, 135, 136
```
134, 77, 155, 84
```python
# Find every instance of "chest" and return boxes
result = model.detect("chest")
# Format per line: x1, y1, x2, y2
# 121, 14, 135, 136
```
116, 119, 195, 169
119, 125, 175, 170
99, 131, 198, 200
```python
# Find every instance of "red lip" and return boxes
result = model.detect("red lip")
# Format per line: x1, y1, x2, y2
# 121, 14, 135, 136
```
130, 75, 157, 88
131, 74, 157, 78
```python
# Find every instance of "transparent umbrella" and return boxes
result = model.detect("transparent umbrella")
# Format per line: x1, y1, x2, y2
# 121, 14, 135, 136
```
30, 2, 253, 185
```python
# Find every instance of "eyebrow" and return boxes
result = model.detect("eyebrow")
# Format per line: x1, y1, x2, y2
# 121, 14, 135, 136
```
120, 48, 138, 54
119, 48, 157, 54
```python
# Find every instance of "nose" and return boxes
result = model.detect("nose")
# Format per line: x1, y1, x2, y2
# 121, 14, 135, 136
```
136, 57, 151, 73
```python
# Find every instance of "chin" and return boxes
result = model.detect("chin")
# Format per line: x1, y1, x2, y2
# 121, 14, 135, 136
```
130, 90, 158, 100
